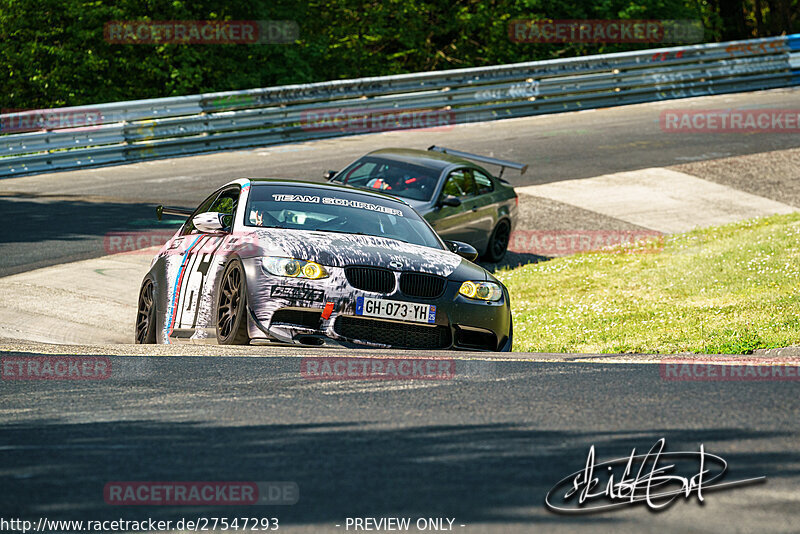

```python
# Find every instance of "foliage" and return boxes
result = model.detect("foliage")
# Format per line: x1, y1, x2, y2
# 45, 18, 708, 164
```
0, 0, 796, 108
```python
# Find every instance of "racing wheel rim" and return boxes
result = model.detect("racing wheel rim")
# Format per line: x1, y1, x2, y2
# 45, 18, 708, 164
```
217, 263, 243, 339
135, 280, 155, 344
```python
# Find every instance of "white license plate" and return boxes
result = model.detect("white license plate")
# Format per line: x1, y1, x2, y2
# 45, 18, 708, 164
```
356, 296, 436, 324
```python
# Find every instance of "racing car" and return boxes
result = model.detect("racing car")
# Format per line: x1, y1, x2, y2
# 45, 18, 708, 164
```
326, 146, 523, 262
136, 179, 512, 351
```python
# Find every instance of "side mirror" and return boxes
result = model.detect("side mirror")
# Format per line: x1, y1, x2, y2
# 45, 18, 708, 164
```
445, 240, 479, 262
324, 170, 338, 180
438, 195, 462, 208
193, 212, 228, 233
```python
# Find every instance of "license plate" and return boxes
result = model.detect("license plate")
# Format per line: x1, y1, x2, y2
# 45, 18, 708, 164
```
356, 296, 436, 324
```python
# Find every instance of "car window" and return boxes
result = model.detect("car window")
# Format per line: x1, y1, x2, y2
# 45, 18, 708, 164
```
474, 170, 494, 195
182, 187, 239, 235
245, 185, 443, 249
340, 161, 377, 184
442, 169, 476, 198
333, 156, 440, 201
209, 188, 239, 229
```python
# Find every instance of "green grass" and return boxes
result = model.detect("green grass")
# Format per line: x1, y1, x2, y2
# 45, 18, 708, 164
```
498, 213, 800, 354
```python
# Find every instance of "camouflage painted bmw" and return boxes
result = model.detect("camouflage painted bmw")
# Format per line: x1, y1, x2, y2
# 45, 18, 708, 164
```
136, 179, 512, 351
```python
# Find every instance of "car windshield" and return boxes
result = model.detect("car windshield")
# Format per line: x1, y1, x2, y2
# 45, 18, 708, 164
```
332, 156, 440, 201
245, 184, 444, 249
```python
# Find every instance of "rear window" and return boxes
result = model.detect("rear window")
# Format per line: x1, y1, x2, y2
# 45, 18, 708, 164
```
245, 185, 443, 249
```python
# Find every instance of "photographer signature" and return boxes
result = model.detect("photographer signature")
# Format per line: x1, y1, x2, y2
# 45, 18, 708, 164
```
545, 438, 765, 513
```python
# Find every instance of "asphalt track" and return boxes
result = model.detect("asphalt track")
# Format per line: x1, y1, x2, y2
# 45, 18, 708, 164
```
1, 347, 799, 533
1, 88, 799, 532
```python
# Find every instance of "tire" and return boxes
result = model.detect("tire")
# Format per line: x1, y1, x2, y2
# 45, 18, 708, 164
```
483, 220, 511, 263
135, 279, 157, 344
216, 259, 250, 345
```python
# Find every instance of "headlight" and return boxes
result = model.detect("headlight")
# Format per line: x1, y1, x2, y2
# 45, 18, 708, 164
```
459, 281, 502, 301
262, 257, 329, 279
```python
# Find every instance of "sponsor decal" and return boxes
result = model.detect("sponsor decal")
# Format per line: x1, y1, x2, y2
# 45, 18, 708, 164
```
660, 109, 800, 133
269, 286, 325, 302
509, 230, 663, 256
509, 19, 703, 44
301, 357, 455, 380
2, 356, 111, 380
269, 195, 405, 217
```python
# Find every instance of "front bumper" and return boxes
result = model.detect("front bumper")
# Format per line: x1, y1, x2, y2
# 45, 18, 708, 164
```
241, 259, 511, 351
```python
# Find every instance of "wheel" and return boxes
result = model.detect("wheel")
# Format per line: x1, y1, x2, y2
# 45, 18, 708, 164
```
483, 220, 511, 262
135, 279, 157, 344
216, 259, 250, 345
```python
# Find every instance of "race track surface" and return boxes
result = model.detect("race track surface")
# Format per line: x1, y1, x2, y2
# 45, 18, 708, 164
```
1, 347, 799, 533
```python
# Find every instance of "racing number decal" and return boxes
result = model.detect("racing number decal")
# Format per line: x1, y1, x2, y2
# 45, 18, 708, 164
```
164, 234, 226, 340
177, 236, 226, 329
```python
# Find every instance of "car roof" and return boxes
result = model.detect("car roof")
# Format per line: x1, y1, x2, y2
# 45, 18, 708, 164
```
361, 148, 475, 171
244, 178, 410, 205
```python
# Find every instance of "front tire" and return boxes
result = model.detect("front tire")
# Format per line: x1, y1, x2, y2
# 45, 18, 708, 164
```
483, 220, 511, 262
216, 259, 250, 345
135, 279, 157, 344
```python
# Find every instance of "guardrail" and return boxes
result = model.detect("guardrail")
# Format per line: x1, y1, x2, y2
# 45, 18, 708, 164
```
1, 34, 798, 177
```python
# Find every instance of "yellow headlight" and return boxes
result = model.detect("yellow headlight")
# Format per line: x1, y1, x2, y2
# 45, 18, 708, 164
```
302, 261, 325, 279
459, 281, 478, 299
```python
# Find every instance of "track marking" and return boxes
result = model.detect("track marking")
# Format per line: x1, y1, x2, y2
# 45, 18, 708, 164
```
517, 168, 797, 233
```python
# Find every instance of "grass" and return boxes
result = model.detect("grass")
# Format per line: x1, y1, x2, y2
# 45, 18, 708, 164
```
497, 213, 800, 354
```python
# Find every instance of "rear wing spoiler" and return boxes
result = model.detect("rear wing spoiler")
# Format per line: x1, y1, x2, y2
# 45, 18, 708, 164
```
156, 205, 193, 220
428, 145, 528, 180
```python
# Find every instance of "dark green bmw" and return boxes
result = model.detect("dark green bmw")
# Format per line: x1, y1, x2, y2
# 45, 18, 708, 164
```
327, 146, 522, 262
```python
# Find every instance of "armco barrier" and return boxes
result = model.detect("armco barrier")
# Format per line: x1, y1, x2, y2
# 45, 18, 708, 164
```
1, 34, 798, 177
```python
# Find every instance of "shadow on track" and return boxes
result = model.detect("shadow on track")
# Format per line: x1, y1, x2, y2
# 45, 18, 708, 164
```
0, 420, 792, 526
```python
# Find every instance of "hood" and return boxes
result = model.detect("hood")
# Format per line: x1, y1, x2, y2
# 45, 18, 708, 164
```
239, 228, 463, 277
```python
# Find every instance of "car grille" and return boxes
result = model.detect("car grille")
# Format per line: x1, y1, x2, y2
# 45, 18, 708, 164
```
344, 266, 395, 294
399, 272, 447, 299
334, 316, 451, 349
